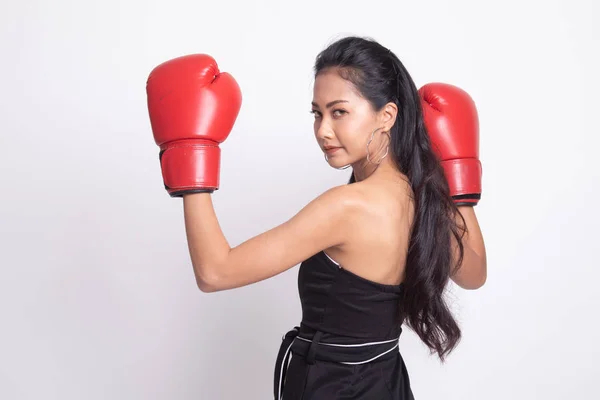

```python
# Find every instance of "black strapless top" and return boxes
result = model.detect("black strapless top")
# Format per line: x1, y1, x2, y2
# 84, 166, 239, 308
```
274, 251, 414, 400
297, 250, 405, 341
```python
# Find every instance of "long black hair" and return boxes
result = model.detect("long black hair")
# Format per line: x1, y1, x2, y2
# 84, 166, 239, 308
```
314, 36, 466, 361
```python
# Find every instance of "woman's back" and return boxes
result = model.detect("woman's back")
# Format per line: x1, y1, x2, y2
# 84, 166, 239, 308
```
324, 170, 415, 287
275, 177, 417, 399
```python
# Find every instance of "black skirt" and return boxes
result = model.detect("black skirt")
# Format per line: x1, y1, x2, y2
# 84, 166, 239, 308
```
275, 327, 414, 400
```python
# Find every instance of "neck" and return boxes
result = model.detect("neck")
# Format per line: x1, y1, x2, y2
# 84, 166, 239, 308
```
351, 156, 397, 182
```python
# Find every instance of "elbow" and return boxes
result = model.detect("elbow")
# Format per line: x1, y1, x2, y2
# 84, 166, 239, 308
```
196, 278, 219, 293
457, 251, 487, 290
194, 265, 223, 293
467, 272, 487, 290
452, 263, 487, 290
475, 258, 488, 289
466, 264, 488, 290
455, 275, 486, 290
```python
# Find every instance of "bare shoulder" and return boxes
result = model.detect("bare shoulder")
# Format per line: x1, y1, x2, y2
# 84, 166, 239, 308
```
296, 183, 382, 244
325, 175, 414, 285
304, 175, 413, 245
314, 182, 386, 225
306, 183, 370, 218
345, 176, 413, 220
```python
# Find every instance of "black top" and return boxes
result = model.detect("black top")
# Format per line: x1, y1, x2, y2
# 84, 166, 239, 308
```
274, 250, 414, 399
297, 250, 405, 340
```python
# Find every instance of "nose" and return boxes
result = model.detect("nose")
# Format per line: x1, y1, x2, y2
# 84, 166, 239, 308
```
315, 123, 334, 141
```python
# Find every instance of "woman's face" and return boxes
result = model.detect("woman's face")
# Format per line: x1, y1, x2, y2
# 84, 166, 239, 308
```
311, 68, 391, 170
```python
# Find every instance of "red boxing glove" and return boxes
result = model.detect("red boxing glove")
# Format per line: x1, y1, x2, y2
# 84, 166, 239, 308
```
146, 54, 242, 197
419, 83, 482, 206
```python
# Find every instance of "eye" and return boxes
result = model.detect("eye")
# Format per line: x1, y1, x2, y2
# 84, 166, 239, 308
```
310, 110, 322, 119
332, 109, 347, 117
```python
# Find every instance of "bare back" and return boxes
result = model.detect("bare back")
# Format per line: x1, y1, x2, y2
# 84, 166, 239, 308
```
324, 172, 415, 286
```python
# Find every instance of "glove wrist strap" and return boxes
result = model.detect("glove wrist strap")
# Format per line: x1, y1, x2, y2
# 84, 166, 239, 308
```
440, 158, 482, 206
159, 139, 221, 197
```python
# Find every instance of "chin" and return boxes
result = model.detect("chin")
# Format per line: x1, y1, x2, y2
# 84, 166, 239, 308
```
328, 159, 352, 170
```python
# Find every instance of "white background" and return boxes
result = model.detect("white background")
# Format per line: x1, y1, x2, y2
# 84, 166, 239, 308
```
1, 0, 598, 399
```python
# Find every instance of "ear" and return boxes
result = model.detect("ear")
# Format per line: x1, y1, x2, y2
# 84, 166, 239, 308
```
379, 102, 398, 131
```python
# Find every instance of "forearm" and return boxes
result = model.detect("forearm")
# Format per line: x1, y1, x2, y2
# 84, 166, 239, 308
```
182, 194, 231, 287
451, 206, 487, 289
457, 207, 486, 259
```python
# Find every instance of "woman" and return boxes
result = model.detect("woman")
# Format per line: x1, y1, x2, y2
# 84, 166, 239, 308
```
147, 36, 487, 399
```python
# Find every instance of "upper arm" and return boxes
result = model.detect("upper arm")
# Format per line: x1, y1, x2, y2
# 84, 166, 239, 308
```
203, 185, 357, 291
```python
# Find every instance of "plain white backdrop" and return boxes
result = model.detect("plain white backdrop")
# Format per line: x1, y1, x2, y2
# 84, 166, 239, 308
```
1, 0, 598, 399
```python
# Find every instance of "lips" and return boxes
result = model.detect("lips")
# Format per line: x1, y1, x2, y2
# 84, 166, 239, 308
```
324, 146, 342, 155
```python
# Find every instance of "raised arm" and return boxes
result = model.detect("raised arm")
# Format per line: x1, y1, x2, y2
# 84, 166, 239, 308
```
146, 53, 359, 292
183, 186, 356, 292
420, 82, 487, 290
452, 206, 487, 289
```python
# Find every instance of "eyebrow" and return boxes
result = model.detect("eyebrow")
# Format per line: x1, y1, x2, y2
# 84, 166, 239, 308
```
311, 100, 348, 109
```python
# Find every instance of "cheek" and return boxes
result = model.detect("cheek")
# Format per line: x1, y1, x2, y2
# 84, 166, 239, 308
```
336, 116, 371, 149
